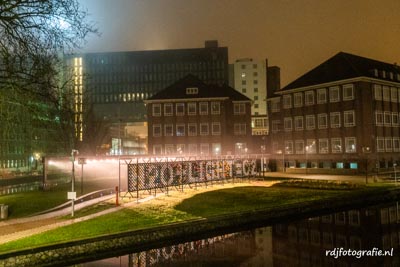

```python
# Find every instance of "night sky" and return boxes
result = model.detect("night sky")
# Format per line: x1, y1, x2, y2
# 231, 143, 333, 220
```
79, 0, 400, 86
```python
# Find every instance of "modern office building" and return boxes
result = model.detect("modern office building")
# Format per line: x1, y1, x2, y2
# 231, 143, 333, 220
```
145, 74, 252, 156
267, 52, 400, 173
231, 58, 280, 136
64, 41, 229, 154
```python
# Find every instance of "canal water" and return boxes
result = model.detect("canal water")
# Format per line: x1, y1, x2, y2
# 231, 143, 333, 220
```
72, 201, 400, 267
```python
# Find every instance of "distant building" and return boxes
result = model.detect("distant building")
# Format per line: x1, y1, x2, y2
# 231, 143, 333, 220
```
267, 52, 400, 173
230, 58, 280, 136
145, 75, 252, 155
64, 41, 229, 154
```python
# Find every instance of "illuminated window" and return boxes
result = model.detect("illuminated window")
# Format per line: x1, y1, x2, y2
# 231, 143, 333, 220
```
345, 137, 357, 153
331, 138, 342, 153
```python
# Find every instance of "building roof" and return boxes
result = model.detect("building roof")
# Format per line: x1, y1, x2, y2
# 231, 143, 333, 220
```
147, 74, 251, 101
282, 52, 400, 90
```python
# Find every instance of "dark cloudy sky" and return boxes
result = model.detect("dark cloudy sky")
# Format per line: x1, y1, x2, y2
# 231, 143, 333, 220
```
79, 0, 400, 86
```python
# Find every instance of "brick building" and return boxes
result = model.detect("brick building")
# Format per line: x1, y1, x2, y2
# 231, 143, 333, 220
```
145, 75, 252, 156
267, 52, 400, 173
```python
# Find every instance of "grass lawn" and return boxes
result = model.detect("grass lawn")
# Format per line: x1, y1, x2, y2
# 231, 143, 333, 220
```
0, 182, 368, 253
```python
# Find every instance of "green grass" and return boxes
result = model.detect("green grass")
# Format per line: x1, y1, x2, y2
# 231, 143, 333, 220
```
0, 180, 113, 218
0, 185, 355, 253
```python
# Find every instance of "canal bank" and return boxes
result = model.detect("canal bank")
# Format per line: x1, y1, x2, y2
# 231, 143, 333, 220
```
0, 183, 400, 267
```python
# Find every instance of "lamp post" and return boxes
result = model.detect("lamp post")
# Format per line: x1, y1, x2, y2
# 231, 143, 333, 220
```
362, 146, 371, 184
78, 158, 87, 195
305, 146, 309, 175
70, 149, 79, 217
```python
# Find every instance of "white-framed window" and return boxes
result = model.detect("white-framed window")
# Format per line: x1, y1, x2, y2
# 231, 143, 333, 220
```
285, 140, 294, 154
211, 122, 221, 135
200, 123, 209, 135
393, 138, 400, 152
176, 123, 185, 136
295, 140, 304, 154
330, 112, 341, 128
233, 103, 246, 114
374, 84, 382, 100
283, 95, 292, 109
343, 84, 354, 101
188, 123, 197, 136
318, 113, 328, 129
188, 102, 196, 115
176, 144, 185, 154
306, 115, 315, 130
306, 139, 316, 154
272, 120, 280, 133
344, 110, 355, 127
329, 86, 340, 102
164, 103, 173, 116
385, 138, 393, 152
331, 138, 342, 153
152, 104, 161, 116
199, 102, 208, 115
375, 111, 384, 126
393, 113, 399, 127
294, 116, 304, 131
212, 143, 221, 155
391, 87, 398, 102
305, 91, 314, 105
165, 144, 175, 155
345, 137, 357, 153
211, 102, 220, 115
188, 144, 197, 155
284, 117, 293, 131
234, 123, 246, 135
294, 93, 303, 107
153, 124, 162, 137
271, 99, 280, 112
164, 124, 173, 136
176, 103, 185, 116
383, 86, 390, 101
384, 112, 391, 126
153, 145, 162, 155
200, 143, 209, 155
186, 87, 198, 95
317, 88, 327, 104
377, 137, 385, 152
319, 139, 329, 154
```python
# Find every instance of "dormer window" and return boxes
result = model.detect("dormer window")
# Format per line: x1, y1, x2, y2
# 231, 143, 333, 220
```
186, 87, 198, 95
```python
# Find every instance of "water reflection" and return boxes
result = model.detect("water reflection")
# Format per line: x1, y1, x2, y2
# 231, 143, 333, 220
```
75, 202, 400, 267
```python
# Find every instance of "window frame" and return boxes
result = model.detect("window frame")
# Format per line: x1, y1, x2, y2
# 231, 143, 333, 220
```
176, 103, 185, 116
344, 110, 356, 127
199, 123, 209, 136
187, 102, 196, 115
330, 112, 341, 128
329, 86, 340, 103
152, 104, 161, 117
345, 137, 357, 153
317, 88, 327, 104
305, 91, 315, 105
343, 84, 354, 101
176, 123, 185, 137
